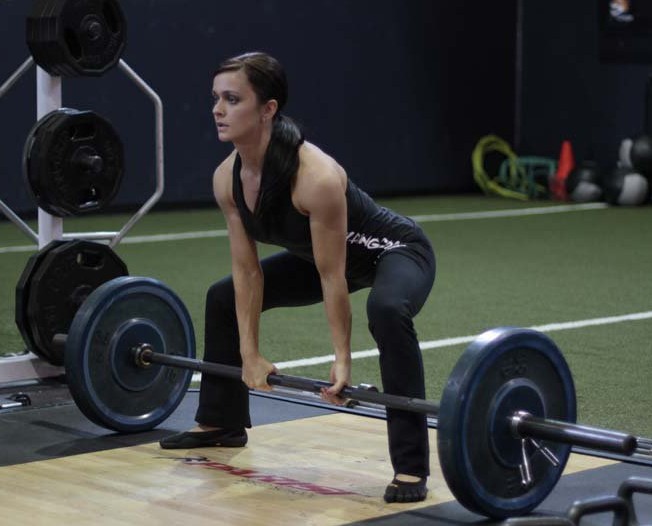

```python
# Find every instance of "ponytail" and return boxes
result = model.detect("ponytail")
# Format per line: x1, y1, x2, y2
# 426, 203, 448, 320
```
257, 114, 304, 222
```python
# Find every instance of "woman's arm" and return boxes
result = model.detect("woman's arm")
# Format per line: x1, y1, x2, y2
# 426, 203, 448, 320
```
213, 162, 277, 390
294, 152, 352, 402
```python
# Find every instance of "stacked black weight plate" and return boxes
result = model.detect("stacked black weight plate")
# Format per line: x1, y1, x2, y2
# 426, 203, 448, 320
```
15, 240, 66, 360
26, 0, 127, 77
23, 108, 125, 217
23, 109, 75, 214
17, 240, 129, 365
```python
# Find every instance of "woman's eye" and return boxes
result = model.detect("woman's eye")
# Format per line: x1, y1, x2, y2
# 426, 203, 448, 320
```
211, 94, 239, 106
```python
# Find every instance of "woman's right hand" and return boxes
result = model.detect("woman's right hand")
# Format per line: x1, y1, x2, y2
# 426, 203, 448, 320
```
242, 354, 278, 391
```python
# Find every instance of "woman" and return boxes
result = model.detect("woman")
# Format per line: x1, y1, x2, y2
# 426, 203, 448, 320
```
160, 52, 436, 504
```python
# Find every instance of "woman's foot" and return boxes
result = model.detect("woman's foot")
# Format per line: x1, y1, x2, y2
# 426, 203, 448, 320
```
383, 474, 428, 503
159, 425, 248, 449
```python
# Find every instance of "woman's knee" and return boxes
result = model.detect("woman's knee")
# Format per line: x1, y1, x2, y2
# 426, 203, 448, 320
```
366, 293, 412, 334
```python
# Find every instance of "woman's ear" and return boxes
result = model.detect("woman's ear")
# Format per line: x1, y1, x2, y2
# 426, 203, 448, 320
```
262, 99, 279, 122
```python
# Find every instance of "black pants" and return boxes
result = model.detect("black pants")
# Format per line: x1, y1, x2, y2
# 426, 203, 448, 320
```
197, 240, 436, 478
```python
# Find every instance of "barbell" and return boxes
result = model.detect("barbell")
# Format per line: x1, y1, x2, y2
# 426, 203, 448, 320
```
58, 275, 639, 519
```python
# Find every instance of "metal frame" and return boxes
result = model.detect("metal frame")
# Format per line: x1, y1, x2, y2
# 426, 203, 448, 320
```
0, 57, 164, 383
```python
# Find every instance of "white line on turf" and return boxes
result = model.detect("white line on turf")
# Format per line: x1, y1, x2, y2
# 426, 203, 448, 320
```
409, 202, 607, 222
0, 203, 607, 254
190, 309, 652, 381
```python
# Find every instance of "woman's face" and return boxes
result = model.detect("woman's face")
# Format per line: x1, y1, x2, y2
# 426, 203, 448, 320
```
212, 70, 266, 143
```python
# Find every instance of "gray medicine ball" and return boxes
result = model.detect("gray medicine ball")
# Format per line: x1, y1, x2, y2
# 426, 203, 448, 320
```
603, 166, 650, 205
566, 161, 603, 202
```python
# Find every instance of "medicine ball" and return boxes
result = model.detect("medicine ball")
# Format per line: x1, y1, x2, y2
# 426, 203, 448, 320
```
630, 134, 652, 178
603, 166, 650, 205
565, 161, 603, 202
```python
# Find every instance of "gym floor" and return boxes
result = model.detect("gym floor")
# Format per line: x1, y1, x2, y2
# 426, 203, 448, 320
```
1, 382, 652, 525
2, 196, 652, 524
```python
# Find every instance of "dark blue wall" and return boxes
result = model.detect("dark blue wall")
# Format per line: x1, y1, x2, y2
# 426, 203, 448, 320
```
517, 0, 652, 170
0, 0, 516, 216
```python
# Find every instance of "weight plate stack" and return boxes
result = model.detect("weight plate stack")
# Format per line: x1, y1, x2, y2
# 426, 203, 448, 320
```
16, 240, 129, 365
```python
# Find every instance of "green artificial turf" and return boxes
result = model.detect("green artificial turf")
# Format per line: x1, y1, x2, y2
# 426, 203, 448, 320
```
1, 196, 651, 437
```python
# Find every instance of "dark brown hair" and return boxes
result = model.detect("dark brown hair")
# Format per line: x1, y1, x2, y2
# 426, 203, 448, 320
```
215, 52, 304, 222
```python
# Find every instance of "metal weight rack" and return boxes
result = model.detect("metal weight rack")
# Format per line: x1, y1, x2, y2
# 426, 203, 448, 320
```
0, 57, 164, 383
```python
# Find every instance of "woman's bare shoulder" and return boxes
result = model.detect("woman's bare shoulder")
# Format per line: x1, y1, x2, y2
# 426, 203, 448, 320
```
213, 149, 238, 204
299, 141, 346, 180
293, 142, 347, 214
214, 149, 237, 179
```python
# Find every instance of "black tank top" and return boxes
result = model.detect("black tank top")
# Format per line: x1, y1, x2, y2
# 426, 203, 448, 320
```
232, 154, 427, 281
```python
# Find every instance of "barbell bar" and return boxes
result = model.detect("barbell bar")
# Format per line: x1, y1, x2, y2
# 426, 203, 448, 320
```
133, 344, 636, 456
59, 276, 643, 519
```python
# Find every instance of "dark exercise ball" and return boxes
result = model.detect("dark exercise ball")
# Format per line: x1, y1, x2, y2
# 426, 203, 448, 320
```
630, 134, 652, 178
603, 166, 650, 206
565, 161, 603, 202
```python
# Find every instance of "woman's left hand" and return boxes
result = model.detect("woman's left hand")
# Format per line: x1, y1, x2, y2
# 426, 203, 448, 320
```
320, 358, 351, 406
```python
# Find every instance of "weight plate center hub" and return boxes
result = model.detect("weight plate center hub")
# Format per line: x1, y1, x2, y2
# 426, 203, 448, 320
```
489, 379, 546, 468
110, 318, 164, 392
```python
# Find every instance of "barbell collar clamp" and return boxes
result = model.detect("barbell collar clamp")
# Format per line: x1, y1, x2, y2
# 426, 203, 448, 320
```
511, 410, 637, 456
528, 437, 560, 467
133, 344, 153, 368
519, 438, 534, 488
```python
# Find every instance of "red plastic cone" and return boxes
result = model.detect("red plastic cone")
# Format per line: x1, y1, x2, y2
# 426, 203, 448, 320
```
550, 140, 575, 200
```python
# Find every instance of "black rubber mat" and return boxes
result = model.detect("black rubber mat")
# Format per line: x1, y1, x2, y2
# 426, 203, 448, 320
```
0, 382, 333, 467
347, 462, 652, 525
